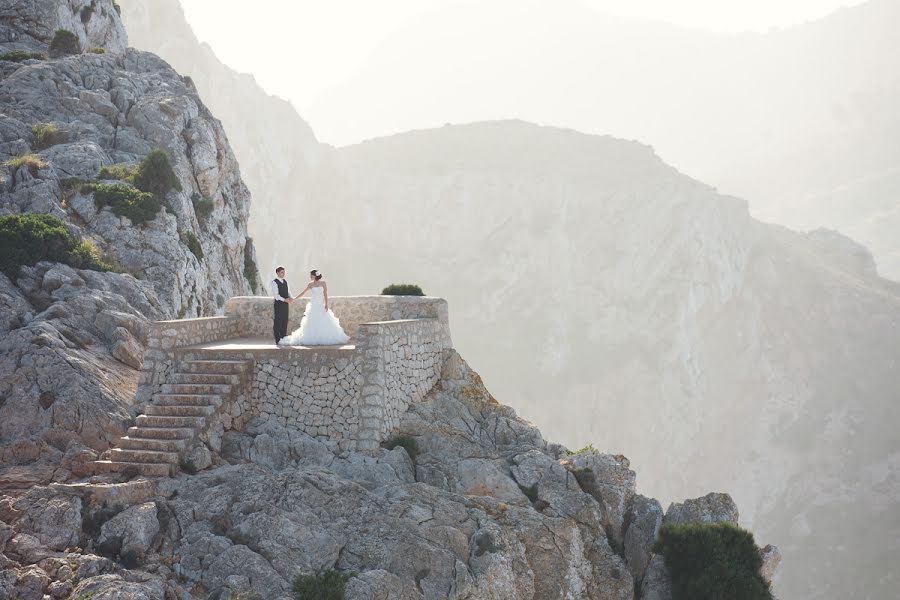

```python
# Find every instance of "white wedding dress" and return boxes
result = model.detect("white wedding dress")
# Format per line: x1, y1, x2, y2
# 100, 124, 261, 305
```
278, 286, 350, 346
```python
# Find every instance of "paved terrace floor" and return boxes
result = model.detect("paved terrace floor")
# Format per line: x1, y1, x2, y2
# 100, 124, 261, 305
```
179, 336, 356, 356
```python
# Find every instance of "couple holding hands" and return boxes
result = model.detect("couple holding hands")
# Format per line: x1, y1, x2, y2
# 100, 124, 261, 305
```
271, 267, 350, 347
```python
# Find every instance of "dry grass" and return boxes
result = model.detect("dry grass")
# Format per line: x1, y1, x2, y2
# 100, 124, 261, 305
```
5, 153, 49, 173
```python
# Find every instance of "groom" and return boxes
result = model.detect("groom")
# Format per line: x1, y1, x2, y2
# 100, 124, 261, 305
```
271, 266, 293, 344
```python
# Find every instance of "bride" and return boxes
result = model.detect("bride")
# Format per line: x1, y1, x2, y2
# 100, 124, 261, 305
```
278, 269, 350, 346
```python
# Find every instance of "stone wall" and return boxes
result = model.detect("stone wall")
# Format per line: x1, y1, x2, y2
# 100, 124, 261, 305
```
137, 316, 246, 403
355, 319, 448, 450
249, 351, 364, 451
223, 295, 451, 341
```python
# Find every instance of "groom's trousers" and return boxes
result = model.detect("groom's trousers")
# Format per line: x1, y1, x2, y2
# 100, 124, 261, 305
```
273, 300, 289, 343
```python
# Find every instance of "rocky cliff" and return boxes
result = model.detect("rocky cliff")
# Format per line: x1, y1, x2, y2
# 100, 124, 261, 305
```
0, 0, 259, 490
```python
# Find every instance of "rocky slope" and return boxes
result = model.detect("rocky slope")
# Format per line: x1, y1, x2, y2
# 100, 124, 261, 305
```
120, 0, 322, 276
0, 350, 776, 599
284, 121, 898, 600
0, 0, 258, 490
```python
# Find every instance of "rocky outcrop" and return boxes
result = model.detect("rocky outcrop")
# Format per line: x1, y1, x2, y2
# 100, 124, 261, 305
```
0, 0, 126, 55
0, 0, 259, 481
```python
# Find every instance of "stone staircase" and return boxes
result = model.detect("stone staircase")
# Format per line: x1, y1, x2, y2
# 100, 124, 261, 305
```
93, 358, 250, 477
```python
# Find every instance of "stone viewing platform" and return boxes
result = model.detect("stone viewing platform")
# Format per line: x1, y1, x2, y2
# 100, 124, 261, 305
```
94, 296, 453, 476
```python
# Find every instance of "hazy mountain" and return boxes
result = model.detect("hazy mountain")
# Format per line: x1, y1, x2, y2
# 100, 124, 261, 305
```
307, 121, 900, 600
305, 0, 900, 280
121, 2, 900, 598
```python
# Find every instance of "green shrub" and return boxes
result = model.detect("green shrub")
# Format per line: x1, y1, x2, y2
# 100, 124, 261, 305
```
381, 434, 418, 461
0, 213, 113, 279
0, 50, 46, 62
185, 232, 203, 261
98, 163, 136, 180
654, 522, 773, 600
69, 239, 114, 271
381, 283, 425, 296
4, 153, 49, 175
132, 149, 182, 199
566, 443, 597, 456
31, 122, 67, 150
85, 182, 162, 225
191, 193, 214, 220
89, 47, 106, 54
243, 241, 258, 293
292, 570, 355, 600
49, 30, 81, 58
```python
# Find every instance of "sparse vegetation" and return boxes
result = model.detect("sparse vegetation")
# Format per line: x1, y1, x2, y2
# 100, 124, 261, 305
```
131, 149, 182, 199
292, 570, 356, 600
566, 443, 597, 456
49, 29, 81, 58
84, 182, 162, 225
98, 163, 136, 180
191, 192, 214, 220
31, 122, 67, 150
654, 522, 773, 600
243, 241, 258, 292
381, 434, 418, 461
185, 232, 203, 261
4, 153, 49, 175
0, 50, 46, 62
0, 214, 115, 279
381, 283, 425, 296
89, 47, 106, 54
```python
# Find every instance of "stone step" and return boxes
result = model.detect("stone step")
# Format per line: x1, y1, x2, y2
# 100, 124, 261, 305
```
127, 426, 195, 440
153, 393, 222, 407
172, 372, 240, 385
161, 383, 233, 395
144, 404, 215, 417
93, 460, 173, 478
109, 448, 179, 464
179, 359, 251, 375
117, 436, 188, 452
136, 414, 205, 428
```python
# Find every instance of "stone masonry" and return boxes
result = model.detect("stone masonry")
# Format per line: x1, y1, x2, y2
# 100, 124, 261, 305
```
115, 296, 453, 470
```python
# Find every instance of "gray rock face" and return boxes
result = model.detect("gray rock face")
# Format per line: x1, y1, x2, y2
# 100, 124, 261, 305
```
640, 554, 672, 600
759, 544, 782, 585
0, 0, 127, 55
664, 492, 739, 526
623, 494, 663, 586
98, 502, 160, 559
0, 1, 258, 473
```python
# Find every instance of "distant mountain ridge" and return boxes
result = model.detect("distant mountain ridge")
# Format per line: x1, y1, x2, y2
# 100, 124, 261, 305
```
121, 3, 900, 599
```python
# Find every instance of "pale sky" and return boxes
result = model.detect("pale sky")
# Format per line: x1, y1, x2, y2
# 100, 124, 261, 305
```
178, 0, 868, 131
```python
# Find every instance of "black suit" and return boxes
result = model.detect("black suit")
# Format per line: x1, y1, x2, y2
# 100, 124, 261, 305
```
273, 278, 290, 343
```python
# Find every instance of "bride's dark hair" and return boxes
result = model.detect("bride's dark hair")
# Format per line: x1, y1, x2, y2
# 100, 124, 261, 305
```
310, 269, 323, 281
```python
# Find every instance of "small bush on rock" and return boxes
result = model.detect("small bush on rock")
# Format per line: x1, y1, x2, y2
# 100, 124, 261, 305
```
381, 283, 425, 296
191, 193, 214, 219
292, 570, 355, 600
654, 522, 773, 600
243, 240, 258, 292
98, 163, 136, 180
89, 47, 106, 54
0, 50, 46, 62
185, 232, 204, 261
382, 434, 418, 461
69, 239, 114, 272
132, 149, 182, 199
85, 182, 162, 225
31, 122, 67, 150
4, 153, 49, 175
49, 29, 81, 58
566, 443, 597, 456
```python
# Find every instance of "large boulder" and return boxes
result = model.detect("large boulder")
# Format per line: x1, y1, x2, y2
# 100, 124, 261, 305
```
565, 452, 636, 548
664, 492, 739, 526
98, 502, 160, 560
